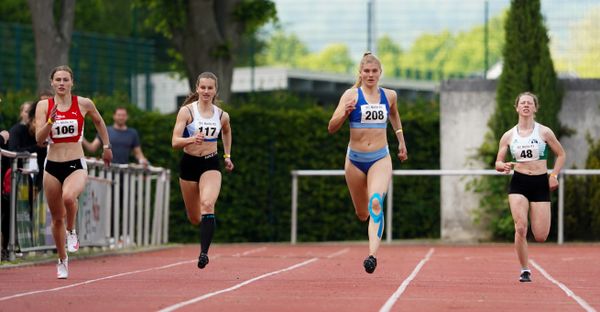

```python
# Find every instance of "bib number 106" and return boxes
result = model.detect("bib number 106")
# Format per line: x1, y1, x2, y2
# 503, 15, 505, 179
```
54, 125, 75, 135
52, 119, 78, 138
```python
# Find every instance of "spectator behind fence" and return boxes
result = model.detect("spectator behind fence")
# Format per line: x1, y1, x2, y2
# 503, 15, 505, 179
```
0, 130, 8, 146
3, 102, 32, 259
83, 107, 148, 166
1, 129, 9, 260
8, 100, 48, 187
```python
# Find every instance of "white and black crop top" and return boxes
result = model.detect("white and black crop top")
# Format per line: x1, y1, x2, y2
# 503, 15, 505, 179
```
185, 102, 223, 142
509, 122, 549, 162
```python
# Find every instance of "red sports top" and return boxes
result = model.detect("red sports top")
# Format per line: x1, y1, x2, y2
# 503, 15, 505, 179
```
46, 96, 85, 144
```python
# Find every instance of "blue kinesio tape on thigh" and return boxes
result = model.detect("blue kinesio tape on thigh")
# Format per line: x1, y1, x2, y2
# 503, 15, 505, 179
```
368, 193, 385, 239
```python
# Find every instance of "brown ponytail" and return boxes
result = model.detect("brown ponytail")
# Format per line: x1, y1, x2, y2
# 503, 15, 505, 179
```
183, 92, 199, 106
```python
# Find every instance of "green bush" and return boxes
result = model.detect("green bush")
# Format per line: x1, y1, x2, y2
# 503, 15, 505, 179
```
564, 135, 600, 240
0, 90, 38, 130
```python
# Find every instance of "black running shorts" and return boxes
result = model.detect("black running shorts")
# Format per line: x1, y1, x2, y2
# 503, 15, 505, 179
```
179, 152, 220, 182
508, 171, 551, 202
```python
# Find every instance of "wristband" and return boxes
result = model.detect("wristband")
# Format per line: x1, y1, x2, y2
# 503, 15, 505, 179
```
550, 173, 558, 178
395, 128, 403, 134
47, 118, 54, 125
223, 154, 231, 159
103, 144, 112, 149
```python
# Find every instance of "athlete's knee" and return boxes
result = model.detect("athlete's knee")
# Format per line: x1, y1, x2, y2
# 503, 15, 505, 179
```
200, 199, 215, 213
370, 197, 382, 213
188, 215, 201, 225
52, 217, 65, 227
356, 211, 369, 222
50, 206, 66, 221
368, 193, 385, 239
514, 222, 528, 238
62, 193, 77, 208
533, 232, 548, 242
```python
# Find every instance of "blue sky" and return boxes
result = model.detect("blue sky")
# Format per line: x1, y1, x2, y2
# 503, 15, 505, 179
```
269, 0, 599, 61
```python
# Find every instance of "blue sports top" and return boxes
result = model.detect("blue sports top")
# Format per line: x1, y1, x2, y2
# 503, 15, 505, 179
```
349, 87, 389, 129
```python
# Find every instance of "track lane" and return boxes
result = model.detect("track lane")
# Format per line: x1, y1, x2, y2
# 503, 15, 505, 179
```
389, 245, 588, 311
1, 244, 599, 312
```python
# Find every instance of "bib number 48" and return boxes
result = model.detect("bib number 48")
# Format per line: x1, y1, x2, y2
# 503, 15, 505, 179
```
520, 149, 533, 158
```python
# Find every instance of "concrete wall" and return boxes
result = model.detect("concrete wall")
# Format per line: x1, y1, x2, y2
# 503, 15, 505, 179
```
440, 79, 600, 242
558, 80, 600, 169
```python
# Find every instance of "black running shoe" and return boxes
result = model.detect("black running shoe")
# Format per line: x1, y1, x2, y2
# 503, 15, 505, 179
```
198, 253, 209, 269
363, 255, 377, 274
519, 270, 531, 282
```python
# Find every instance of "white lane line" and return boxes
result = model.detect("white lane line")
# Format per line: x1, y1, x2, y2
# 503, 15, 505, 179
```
232, 247, 267, 257
158, 257, 319, 312
0, 259, 197, 302
379, 248, 435, 312
0, 245, 267, 302
530, 259, 597, 312
326, 248, 349, 259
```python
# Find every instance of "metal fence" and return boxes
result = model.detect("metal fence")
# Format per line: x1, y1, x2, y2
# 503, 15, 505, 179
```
0, 148, 170, 262
290, 169, 600, 245
0, 22, 155, 110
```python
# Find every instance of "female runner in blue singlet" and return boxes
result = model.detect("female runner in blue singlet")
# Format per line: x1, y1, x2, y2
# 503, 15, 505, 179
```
328, 52, 408, 274
495, 92, 566, 282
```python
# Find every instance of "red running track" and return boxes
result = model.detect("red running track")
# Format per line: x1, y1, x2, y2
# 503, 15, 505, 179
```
0, 243, 598, 312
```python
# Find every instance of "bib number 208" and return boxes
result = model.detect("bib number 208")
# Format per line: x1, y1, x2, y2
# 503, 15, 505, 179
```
365, 110, 384, 120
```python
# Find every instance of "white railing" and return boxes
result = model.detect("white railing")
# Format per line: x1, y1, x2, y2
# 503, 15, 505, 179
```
290, 169, 600, 245
1, 148, 171, 262
85, 158, 171, 249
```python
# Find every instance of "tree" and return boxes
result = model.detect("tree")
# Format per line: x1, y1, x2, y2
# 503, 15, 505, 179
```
258, 29, 309, 67
27, 0, 76, 95
491, 0, 562, 144
0, 0, 31, 24
400, 31, 453, 75
556, 6, 600, 77
137, 0, 276, 103
443, 13, 505, 77
377, 35, 403, 78
296, 44, 354, 74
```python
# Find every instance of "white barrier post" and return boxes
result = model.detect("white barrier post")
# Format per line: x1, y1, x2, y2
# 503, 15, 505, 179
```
291, 171, 298, 244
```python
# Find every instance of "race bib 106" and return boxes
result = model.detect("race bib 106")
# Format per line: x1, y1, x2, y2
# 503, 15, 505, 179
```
51, 119, 79, 138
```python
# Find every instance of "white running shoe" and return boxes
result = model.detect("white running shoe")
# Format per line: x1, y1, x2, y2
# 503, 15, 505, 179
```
67, 230, 79, 252
57, 257, 68, 279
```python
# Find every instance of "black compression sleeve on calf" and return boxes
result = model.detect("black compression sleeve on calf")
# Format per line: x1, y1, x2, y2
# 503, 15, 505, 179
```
200, 214, 216, 254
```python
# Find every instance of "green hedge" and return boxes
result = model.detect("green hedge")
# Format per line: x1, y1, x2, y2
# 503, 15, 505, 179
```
564, 136, 600, 240
0, 90, 36, 130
